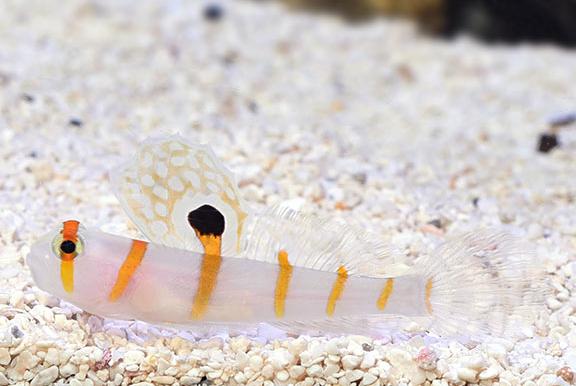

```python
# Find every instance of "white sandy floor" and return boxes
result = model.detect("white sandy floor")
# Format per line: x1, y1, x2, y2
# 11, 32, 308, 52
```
1, 0, 576, 385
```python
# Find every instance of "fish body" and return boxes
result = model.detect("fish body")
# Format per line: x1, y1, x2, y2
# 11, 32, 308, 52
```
30, 227, 427, 327
27, 135, 545, 337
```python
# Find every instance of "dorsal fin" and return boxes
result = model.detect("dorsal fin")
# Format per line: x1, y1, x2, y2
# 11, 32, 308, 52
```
111, 135, 250, 255
240, 205, 407, 277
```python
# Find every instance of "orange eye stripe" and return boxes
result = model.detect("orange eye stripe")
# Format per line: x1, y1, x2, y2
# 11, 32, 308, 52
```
61, 220, 80, 242
60, 220, 80, 293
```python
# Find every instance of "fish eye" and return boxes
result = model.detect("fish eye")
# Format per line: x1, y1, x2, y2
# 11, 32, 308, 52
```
52, 234, 84, 260
59, 240, 76, 254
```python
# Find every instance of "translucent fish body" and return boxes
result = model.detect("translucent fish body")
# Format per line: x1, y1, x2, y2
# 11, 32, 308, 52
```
29, 228, 428, 327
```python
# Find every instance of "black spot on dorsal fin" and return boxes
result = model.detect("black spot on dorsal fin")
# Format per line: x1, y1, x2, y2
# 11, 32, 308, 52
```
188, 205, 225, 237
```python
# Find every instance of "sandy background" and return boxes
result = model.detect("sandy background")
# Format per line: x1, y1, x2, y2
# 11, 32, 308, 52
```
1, 0, 576, 385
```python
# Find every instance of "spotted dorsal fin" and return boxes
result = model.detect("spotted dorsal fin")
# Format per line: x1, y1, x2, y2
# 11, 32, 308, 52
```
111, 135, 250, 255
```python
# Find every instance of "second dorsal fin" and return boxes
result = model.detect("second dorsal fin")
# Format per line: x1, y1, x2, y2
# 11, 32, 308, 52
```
240, 205, 407, 277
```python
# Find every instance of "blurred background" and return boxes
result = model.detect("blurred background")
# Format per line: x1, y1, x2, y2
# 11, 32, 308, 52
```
1, 0, 575, 239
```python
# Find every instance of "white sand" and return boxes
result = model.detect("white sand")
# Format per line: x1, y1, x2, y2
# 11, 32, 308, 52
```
1, 0, 576, 385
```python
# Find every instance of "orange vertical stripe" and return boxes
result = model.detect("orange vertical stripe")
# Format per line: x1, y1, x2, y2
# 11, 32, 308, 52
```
108, 239, 149, 302
190, 234, 222, 320
425, 278, 433, 314
326, 265, 348, 316
274, 250, 292, 318
60, 220, 80, 293
376, 278, 394, 310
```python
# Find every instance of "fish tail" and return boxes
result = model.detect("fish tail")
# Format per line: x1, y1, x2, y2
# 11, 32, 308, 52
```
421, 230, 547, 337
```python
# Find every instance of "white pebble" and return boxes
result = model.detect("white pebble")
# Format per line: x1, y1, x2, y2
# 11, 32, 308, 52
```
342, 355, 361, 370
307, 364, 323, 377
346, 369, 364, 382
44, 348, 59, 366
233, 372, 246, 383
324, 363, 340, 377
361, 372, 378, 385
347, 340, 365, 356
30, 366, 58, 386
180, 376, 202, 385
325, 340, 339, 355
249, 355, 263, 371
262, 364, 274, 379
462, 355, 487, 370
268, 349, 292, 370
360, 352, 377, 369
150, 375, 175, 385
60, 363, 78, 377
276, 370, 289, 382
457, 367, 478, 382
123, 350, 145, 365
289, 365, 305, 380
486, 343, 507, 360
547, 297, 563, 310
9, 291, 24, 307
0, 348, 10, 365
479, 365, 501, 380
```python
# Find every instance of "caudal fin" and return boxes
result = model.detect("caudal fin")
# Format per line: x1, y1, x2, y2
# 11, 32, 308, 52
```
422, 230, 547, 337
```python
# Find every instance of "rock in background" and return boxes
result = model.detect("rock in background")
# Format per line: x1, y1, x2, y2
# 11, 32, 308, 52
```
277, 0, 576, 46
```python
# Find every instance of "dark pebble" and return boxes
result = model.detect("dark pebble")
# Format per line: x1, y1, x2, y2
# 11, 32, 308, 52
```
222, 50, 238, 66
550, 112, 576, 128
10, 325, 24, 339
362, 343, 373, 351
69, 118, 83, 127
22, 93, 35, 103
427, 219, 442, 229
204, 3, 224, 21
353, 172, 367, 185
537, 133, 559, 153
247, 100, 258, 113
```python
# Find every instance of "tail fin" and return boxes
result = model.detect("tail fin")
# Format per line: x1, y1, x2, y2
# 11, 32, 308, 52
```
421, 230, 547, 337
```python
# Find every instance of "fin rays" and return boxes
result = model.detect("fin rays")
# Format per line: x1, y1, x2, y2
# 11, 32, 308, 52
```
240, 205, 403, 276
